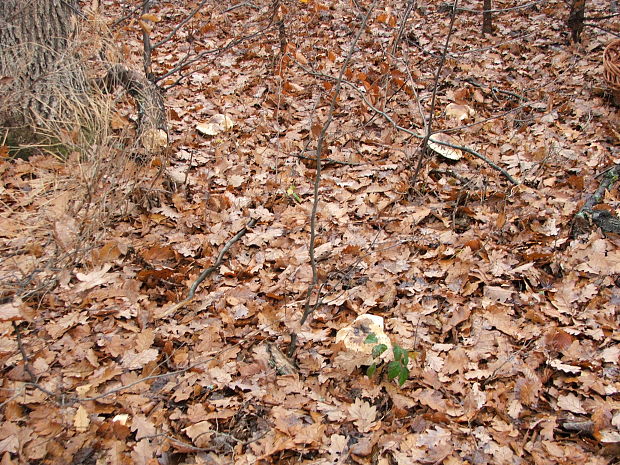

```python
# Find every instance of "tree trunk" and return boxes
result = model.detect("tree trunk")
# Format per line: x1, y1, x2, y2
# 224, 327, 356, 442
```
482, 0, 493, 33
0, 0, 168, 152
0, 0, 86, 132
567, 0, 586, 42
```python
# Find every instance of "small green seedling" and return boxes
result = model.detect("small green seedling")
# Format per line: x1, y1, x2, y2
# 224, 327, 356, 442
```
364, 333, 410, 386
286, 185, 302, 203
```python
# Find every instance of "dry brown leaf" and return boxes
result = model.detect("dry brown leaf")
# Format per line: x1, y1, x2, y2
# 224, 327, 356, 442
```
74, 406, 89, 432
557, 393, 587, 414
0, 299, 24, 322
348, 398, 377, 433
121, 349, 159, 370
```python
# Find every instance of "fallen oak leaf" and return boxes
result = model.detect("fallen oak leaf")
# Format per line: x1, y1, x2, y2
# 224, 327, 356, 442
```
348, 398, 377, 433
74, 406, 90, 432
122, 349, 159, 370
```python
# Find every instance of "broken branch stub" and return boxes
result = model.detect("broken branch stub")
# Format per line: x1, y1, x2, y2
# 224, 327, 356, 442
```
97, 64, 168, 153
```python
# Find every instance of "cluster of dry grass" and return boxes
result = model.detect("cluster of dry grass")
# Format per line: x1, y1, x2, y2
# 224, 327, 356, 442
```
0, 11, 162, 304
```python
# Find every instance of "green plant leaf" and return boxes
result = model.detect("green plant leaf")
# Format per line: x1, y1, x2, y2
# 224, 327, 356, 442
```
393, 344, 404, 361
402, 350, 409, 366
387, 361, 401, 381
366, 363, 377, 377
364, 333, 378, 344
397, 366, 410, 386
371, 344, 388, 358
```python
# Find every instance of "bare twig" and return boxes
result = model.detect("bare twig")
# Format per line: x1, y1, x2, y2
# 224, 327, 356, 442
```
583, 13, 620, 20
160, 217, 258, 317
584, 165, 620, 210
411, 0, 459, 185
449, 32, 533, 57
141, 0, 154, 79
462, 77, 527, 102
583, 23, 620, 37
446, 0, 546, 14
292, 151, 362, 166
75, 332, 251, 402
141, 427, 270, 454
299, 67, 520, 185
151, 0, 209, 50
157, 20, 276, 86
572, 165, 620, 236
288, 0, 379, 357
155, 1, 279, 86
391, 0, 417, 55
12, 322, 62, 401
224, 2, 259, 13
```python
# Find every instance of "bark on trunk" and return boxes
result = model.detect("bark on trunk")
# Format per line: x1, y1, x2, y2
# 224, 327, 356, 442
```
482, 0, 493, 33
0, 0, 167, 152
567, 0, 586, 42
0, 0, 86, 130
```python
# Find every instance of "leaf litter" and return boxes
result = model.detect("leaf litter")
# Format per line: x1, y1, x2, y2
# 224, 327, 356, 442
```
0, 0, 619, 463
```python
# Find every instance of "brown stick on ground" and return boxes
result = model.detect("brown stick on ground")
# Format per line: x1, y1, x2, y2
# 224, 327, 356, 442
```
572, 164, 620, 236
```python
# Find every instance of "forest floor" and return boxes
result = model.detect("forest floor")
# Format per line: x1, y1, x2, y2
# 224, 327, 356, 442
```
1, 0, 619, 463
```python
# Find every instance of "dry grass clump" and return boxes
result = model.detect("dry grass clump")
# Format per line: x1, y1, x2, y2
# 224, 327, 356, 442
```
0, 10, 165, 304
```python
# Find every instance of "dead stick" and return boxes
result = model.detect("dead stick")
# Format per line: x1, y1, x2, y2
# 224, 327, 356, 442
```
161, 218, 257, 316
12, 322, 63, 402
302, 68, 520, 185
288, 0, 380, 358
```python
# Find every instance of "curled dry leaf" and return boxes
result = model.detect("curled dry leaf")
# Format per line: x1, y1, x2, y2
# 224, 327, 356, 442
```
74, 406, 90, 432
0, 299, 25, 322
196, 114, 235, 136
427, 133, 462, 160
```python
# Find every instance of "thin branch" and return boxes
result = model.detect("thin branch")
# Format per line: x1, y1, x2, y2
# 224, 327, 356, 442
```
412, 0, 459, 185
303, 0, 378, 321
76, 335, 250, 402
292, 151, 363, 166
288, 0, 379, 357
151, 0, 209, 50
157, 20, 276, 86
300, 68, 520, 185
12, 322, 62, 401
583, 13, 620, 20
224, 2, 260, 13
141, 0, 154, 79
448, 33, 533, 57
446, 0, 546, 14
462, 77, 527, 102
391, 0, 417, 55
143, 427, 270, 453
583, 164, 620, 211
429, 138, 520, 186
160, 217, 258, 317
154, 1, 279, 86
346, 80, 519, 185
583, 23, 620, 37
